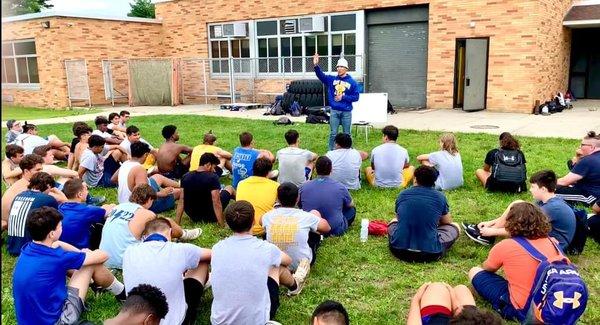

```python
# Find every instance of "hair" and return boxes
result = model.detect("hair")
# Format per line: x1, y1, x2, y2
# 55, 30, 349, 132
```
277, 182, 299, 207
62, 179, 85, 199
583, 130, 600, 146
440, 133, 459, 155
253, 157, 272, 177
382, 125, 399, 141
311, 300, 350, 325
284, 129, 299, 145
131, 142, 151, 159
199, 152, 220, 166
23, 123, 37, 133
71, 121, 88, 136
19, 154, 44, 171
32, 145, 52, 158
88, 134, 106, 148
74, 124, 93, 138
203, 131, 217, 145
315, 156, 332, 176
130, 184, 157, 205
108, 112, 119, 122
6, 144, 24, 158
27, 172, 55, 191
94, 116, 109, 126
120, 110, 130, 117
414, 165, 438, 187
224, 200, 255, 233
529, 170, 557, 193
123, 284, 169, 320
499, 132, 520, 150
126, 125, 140, 136
239, 132, 253, 147
161, 125, 177, 140
334, 133, 352, 149
505, 202, 552, 239
144, 217, 172, 235
26, 207, 63, 241
449, 305, 502, 325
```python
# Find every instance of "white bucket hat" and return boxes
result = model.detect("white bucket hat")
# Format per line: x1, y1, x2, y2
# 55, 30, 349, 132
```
336, 58, 349, 69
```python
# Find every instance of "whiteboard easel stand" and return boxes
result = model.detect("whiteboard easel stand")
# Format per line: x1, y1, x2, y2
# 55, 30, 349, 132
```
353, 121, 374, 144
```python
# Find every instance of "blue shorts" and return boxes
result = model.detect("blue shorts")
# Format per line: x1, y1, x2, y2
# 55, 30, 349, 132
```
471, 270, 522, 321
148, 178, 175, 213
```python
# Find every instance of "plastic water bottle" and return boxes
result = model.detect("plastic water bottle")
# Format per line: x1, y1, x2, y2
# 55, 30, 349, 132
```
360, 219, 369, 243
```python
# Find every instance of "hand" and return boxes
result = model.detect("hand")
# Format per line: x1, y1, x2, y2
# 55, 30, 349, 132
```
477, 221, 494, 229
479, 227, 497, 237
334, 94, 343, 102
159, 187, 174, 196
313, 52, 319, 66
82, 248, 92, 254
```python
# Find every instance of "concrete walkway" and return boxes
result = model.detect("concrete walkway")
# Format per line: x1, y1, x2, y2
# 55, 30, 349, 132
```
5, 100, 599, 140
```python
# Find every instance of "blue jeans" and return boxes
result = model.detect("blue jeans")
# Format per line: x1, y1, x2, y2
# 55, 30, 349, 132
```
329, 109, 352, 150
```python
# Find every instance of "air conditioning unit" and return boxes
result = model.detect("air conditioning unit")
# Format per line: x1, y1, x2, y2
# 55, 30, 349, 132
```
223, 22, 247, 37
298, 16, 325, 33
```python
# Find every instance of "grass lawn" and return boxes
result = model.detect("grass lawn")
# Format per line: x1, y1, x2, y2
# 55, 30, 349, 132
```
2, 114, 599, 324
1, 105, 98, 121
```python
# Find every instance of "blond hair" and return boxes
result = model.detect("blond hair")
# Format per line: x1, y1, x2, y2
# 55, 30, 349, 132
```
440, 133, 459, 155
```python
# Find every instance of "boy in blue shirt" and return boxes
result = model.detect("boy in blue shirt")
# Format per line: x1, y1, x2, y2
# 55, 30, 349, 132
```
13, 206, 126, 325
231, 131, 275, 188
59, 179, 115, 249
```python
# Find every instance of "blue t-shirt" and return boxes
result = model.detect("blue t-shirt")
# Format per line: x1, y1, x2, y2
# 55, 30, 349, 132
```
538, 197, 576, 250
58, 202, 106, 249
390, 186, 450, 253
231, 147, 260, 188
299, 177, 352, 236
7, 190, 58, 256
571, 151, 600, 198
314, 66, 359, 112
13, 242, 85, 325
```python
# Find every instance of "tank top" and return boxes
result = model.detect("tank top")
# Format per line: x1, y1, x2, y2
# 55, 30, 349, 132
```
117, 161, 141, 204
99, 202, 142, 269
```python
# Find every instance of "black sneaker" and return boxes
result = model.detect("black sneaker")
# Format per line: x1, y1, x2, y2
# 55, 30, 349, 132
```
462, 222, 495, 246
115, 288, 127, 303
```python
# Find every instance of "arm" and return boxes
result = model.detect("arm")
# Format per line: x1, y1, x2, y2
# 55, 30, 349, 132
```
407, 283, 430, 325
129, 209, 156, 240
180, 144, 193, 155
258, 149, 275, 162
359, 150, 369, 161
216, 149, 232, 160
48, 188, 68, 203
45, 165, 79, 178
211, 189, 225, 227
483, 163, 491, 172
280, 250, 292, 267
316, 218, 331, 234
439, 213, 453, 225
557, 172, 583, 187
313, 63, 331, 84
103, 137, 122, 145
82, 249, 109, 266
2, 162, 22, 179
482, 260, 500, 273
341, 81, 360, 103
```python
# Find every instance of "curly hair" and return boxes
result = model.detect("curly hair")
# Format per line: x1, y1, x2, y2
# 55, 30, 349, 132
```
450, 305, 502, 325
124, 284, 169, 320
129, 184, 157, 205
505, 202, 551, 239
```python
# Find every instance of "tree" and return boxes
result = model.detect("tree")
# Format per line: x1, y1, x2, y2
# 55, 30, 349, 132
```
127, 0, 155, 19
2, 0, 53, 17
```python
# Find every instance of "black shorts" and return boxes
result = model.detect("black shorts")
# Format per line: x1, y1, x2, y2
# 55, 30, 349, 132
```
162, 159, 188, 180
485, 178, 526, 193
267, 276, 280, 320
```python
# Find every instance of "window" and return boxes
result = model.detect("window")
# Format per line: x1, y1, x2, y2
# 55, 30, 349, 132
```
208, 23, 251, 74
2, 39, 39, 85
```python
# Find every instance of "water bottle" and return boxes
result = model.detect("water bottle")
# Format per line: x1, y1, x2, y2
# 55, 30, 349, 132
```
360, 219, 369, 242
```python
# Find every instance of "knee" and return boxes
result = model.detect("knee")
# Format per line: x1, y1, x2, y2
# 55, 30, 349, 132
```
225, 185, 235, 195
310, 210, 321, 218
453, 284, 470, 293
468, 267, 484, 281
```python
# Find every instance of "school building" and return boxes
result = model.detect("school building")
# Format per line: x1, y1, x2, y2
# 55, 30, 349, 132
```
1, 0, 599, 113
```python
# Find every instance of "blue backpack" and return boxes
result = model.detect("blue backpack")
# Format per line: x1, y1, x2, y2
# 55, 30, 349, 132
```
290, 100, 301, 117
513, 237, 588, 324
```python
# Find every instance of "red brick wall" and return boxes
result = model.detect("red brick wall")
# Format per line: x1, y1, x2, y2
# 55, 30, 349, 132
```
2, 17, 164, 108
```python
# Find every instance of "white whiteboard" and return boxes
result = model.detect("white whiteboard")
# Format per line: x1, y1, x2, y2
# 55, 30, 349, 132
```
351, 93, 388, 125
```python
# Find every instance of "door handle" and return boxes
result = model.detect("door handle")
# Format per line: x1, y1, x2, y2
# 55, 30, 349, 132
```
466, 78, 470, 86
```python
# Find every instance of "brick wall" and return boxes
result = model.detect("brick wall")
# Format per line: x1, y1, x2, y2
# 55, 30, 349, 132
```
2, 17, 164, 108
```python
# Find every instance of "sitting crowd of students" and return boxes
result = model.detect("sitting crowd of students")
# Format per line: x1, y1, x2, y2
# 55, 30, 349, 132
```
2, 113, 597, 324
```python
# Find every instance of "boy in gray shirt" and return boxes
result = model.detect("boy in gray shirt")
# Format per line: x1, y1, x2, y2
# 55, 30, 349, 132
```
276, 130, 317, 186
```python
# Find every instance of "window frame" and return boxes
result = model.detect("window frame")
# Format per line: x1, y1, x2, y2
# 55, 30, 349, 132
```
2, 38, 40, 89
207, 21, 253, 77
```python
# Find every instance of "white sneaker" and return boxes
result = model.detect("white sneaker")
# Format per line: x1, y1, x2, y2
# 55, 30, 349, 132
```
265, 321, 282, 325
204, 272, 212, 289
288, 258, 310, 296
268, 169, 279, 180
220, 169, 230, 177
180, 228, 202, 241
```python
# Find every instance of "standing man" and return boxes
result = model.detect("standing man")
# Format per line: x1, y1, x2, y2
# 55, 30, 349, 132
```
313, 53, 360, 151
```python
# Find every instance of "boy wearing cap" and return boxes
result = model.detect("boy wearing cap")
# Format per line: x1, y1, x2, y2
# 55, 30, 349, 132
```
313, 53, 360, 151
6, 119, 22, 144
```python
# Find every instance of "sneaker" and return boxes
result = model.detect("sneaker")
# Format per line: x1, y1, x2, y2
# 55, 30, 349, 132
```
88, 195, 106, 206
266, 321, 282, 325
204, 272, 212, 290
462, 222, 495, 246
220, 169, 230, 177
268, 169, 279, 180
180, 228, 202, 241
288, 258, 310, 296
115, 288, 127, 303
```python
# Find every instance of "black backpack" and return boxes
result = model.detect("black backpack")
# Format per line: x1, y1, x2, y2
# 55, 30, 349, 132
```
491, 149, 526, 184
306, 114, 329, 124
566, 208, 589, 255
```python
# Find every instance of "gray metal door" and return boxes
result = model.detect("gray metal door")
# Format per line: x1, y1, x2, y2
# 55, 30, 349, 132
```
463, 39, 488, 111
367, 22, 428, 108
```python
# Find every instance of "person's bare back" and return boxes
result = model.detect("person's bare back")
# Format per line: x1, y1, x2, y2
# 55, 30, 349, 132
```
157, 142, 191, 174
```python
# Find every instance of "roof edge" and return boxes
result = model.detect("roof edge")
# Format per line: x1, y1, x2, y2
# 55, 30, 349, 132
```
1, 11, 162, 24
563, 19, 600, 27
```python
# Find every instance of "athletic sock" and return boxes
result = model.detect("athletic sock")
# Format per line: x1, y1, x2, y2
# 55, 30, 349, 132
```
183, 278, 205, 325
106, 278, 125, 295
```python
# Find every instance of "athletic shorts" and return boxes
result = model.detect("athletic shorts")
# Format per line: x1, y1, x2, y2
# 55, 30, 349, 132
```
471, 270, 522, 321
56, 286, 84, 325
421, 305, 451, 325
148, 178, 175, 213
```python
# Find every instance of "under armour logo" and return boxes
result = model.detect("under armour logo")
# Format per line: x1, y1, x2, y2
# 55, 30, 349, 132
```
553, 291, 582, 309
503, 155, 515, 162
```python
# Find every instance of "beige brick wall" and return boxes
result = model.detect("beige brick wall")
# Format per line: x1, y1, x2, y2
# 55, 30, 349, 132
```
2, 17, 164, 108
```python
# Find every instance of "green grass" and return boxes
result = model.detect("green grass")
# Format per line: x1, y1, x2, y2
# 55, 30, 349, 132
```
2, 115, 599, 324
1, 105, 98, 121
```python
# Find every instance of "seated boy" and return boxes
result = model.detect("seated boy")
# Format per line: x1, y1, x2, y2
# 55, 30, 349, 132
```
406, 282, 502, 325
210, 200, 299, 324
556, 131, 600, 206
326, 133, 368, 190
105, 284, 169, 325
365, 125, 414, 188
463, 170, 576, 251
78, 135, 124, 188
262, 182, 331, 293
69, 123, 93, 171
92, 116, 122, 145
232, 131, 275, 188
13, 207, 126, 325
311, 300, 350, 325
276, 129, 317, 186
156, 125, 192, 179
2, 144, 24, 186
189, 131, 233, 174
388, 166, 460, 262
123, 218, 211, 324
14, 123, 70, 159
1, 154, 44, 231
